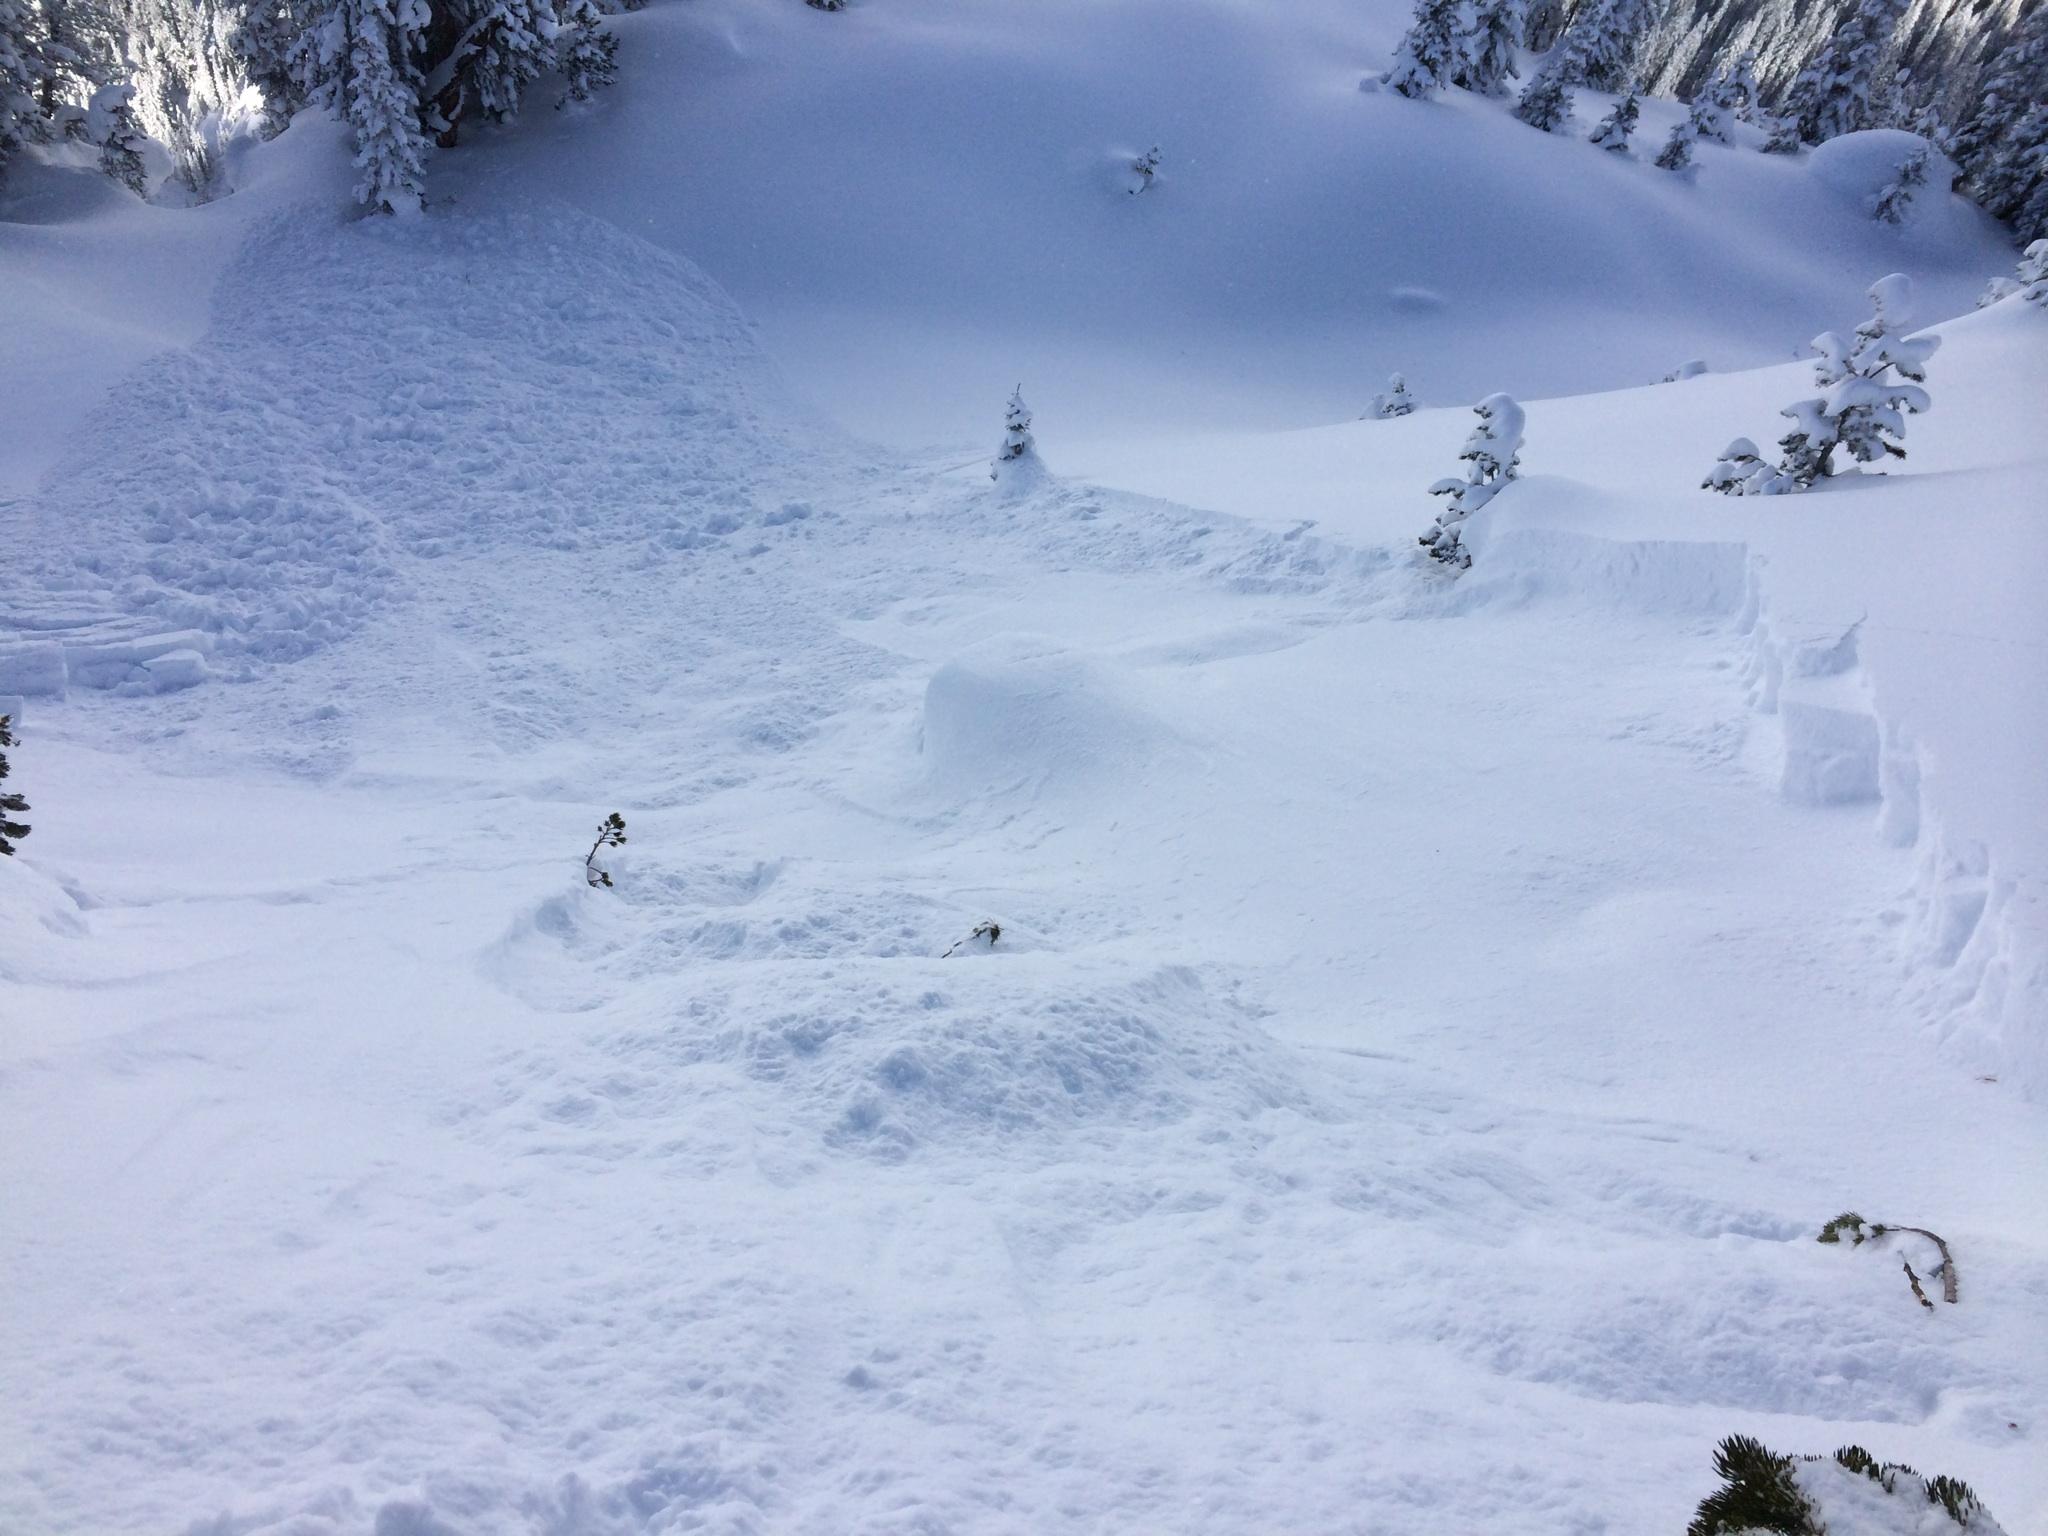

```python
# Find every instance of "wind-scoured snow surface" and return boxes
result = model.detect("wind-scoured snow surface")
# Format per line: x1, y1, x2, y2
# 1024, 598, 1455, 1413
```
3, 3, 2047, 1535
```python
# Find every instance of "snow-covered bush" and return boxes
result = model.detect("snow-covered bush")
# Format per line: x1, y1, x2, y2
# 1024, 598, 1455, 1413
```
1512, 59, 1573, 133
1688, 1436, 2006, 1536
1586, 87, 1638, 152
1384, 0, 1463, 100
86, 80, 146, 193
1709, 274, 1937, 495
1419, 392, 1523, 571
1871, 145, 1929, 225
1368, 373, 1417, 418
0, 714, 28, 855
584, 811, 626, 888
1701, 437, 1788, 496
990, 386, 1036, 481
1129, 144, 1159, 194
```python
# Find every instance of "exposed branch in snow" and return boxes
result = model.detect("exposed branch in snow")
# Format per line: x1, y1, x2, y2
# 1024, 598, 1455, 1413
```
941, 920, 1001, 957
584, 811, 626, 888
1818, 1211, 1958, 1306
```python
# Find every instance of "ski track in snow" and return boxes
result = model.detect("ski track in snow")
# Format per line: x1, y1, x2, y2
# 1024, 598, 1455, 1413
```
3, 204, 2045, 1536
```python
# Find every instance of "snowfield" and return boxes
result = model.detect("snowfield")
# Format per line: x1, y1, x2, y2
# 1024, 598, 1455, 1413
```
3, 2, 2045, 1534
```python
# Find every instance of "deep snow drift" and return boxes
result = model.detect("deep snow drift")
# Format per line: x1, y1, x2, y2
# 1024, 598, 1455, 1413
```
3, 2, 2046, 1534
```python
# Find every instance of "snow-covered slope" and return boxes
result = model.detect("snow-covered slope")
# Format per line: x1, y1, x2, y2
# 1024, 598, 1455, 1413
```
3, 3, 2045, 1534
193, 0, 2030, 449
1070, 295, 2048, 1100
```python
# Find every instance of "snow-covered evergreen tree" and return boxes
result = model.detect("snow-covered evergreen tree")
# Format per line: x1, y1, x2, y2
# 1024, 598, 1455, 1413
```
217, 0, 297, 135
1654, 115, 1694, 171
1419, 392, 1523, 571
1547, 0, 1657, 91
990, 386, 1035, 482
1774, 0, 1907, 150
1762, 113, 1807, 154
1384, 0, 1463, 100
1129, 144, 1159, 194
1714, 50, 1759, 123
0, 0, 48, 174
1512, 56, 1573, 133
87, 79, 145, 191
1951, 9, 2046, 240
1690, 71, 1734, 145
452, 0, 559, 125
1368, 373, 1417, 418
0, 714, 29, 856
1454, 0, 1523, 96
2021, 238, 2048, 306
122, 0, 265, 195
1871, 144, 1928, 224
555, 0, 614, 105
1773, 272, 1937, 487
1521, 0, 1564, 53
1586, 85, 1638, 152
290, 0, 431, 211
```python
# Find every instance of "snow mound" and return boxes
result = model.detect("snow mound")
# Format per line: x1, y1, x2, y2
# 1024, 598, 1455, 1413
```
0, 861, 90, 982
919, 652, 1175, 804
1808, 130, 1948, 207
825, 965, 1301, 1160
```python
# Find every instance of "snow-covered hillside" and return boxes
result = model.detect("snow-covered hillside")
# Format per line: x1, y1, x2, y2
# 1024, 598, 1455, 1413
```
3, 2, 2045, 1534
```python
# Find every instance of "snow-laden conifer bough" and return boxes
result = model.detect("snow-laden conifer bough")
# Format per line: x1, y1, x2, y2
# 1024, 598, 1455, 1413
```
0, 715, 28, 856
1688, 1437, 2007, 1536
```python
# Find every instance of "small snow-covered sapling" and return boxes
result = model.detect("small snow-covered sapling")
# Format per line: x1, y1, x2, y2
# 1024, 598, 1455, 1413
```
584, 812, 627, 888
1130, 146, 1161, 194
1368, 372, 1417, 418
1587, 88, 1640, 153
1818, 1211, 1958, 1307
990, 386, 1034, 479
0, 716, 29, 856
1419, 392, 1523, 571
1872, 145, 1929, 225
941, 921, 1001, 957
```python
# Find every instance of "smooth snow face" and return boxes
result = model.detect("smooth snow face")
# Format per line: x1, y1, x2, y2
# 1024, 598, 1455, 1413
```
458, 0, 2019, 451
